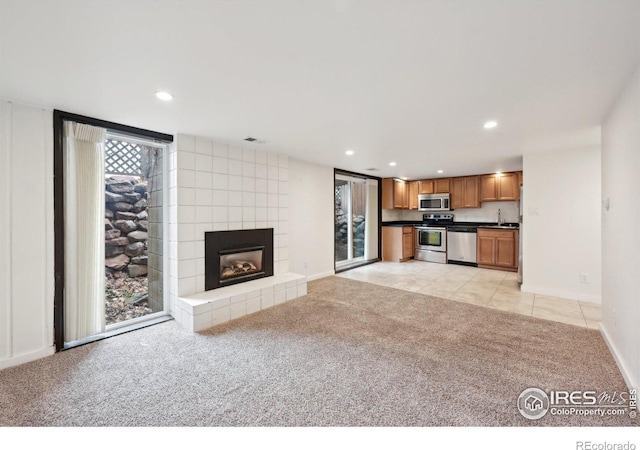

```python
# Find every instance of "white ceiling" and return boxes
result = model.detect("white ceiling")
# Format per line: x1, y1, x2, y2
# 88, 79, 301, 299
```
2, 0, 640, 179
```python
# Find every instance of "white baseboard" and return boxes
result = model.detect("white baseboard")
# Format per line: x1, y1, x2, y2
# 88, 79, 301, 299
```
0, 346, 55, 372
520, 283, 601, 304
307, 270, 335, 282
599, 324, 638, 390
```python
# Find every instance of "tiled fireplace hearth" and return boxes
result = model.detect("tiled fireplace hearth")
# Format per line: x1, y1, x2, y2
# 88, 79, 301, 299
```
169, 133, 307, 333
175, 272, 307, 332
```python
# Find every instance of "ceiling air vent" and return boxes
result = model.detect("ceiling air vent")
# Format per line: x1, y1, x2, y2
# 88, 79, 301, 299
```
244, 137, 257, 142
365, 168, 379, 171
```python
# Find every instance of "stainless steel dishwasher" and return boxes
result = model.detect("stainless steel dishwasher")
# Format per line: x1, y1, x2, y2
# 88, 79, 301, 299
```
447, 226, 478, 266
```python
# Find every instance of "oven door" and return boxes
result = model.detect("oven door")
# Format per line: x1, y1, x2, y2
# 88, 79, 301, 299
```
415, 227, 447, 252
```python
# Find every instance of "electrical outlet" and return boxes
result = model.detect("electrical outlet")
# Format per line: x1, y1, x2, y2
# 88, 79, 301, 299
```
612, 308, 616, 326
529, 207, 540, 216
579, 273, 588, 283
304, 260, 308, 269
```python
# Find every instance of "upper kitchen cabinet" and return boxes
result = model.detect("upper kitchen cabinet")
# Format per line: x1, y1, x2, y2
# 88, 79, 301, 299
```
450, 176, 480, 209
434, 178, 450, 193
418, 178, 450, 194
382, 178, 408, 209
409, 180, 419, 210
479, 172, 520, 202
418, 179, 434, 194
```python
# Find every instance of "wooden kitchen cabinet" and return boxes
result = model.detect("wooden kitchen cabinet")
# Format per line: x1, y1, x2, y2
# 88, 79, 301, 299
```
418, 178, 450, 195
477, 228, 518, 271
418, 179, 434, 194
479, 172, 520, 202
450, 176, 480, 209
382, 226, 414, 262
409, 181, 419, 210
434, 178, 450, 193
382, 178, 409, 209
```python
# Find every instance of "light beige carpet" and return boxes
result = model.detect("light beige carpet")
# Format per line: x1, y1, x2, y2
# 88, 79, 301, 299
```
0, 276, 635, 426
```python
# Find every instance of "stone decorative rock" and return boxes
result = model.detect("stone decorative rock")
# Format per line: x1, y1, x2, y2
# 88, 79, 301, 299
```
133, 182, 148, 194
132, 198, 147, 213
105, 254, 130, 271
105, 229, 121, 240
106, 179, 134, 194
116, 211, 137, 220
128, 264, 148, 277
131, 255, 148, 265
124, 192, 141, 203
105, 191, 125, 203
127, 230, 148, 243
105, 246, 124, 258
125, 241, 145, 257
104, 177, 152, 278
113, 202, 134, 212
106, 237, 130, 247
114, 220, 137, 233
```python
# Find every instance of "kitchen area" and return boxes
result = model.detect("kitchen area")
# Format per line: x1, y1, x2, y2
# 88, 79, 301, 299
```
380, 171, 523, 280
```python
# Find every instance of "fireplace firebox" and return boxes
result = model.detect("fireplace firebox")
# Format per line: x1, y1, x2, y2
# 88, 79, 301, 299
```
205, 228, 274, 290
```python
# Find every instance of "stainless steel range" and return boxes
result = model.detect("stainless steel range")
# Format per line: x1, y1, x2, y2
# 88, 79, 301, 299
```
414, 213, 453, 264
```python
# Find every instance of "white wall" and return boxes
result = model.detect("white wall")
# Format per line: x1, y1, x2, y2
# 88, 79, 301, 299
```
0, 100, 55, 370
601, 64, 640, 390
521, 146, 601, 303
288, 158, 335, 280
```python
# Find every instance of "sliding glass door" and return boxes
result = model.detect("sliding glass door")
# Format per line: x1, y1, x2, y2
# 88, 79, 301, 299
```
54, 111, 172, 350
335, 171, 380, 269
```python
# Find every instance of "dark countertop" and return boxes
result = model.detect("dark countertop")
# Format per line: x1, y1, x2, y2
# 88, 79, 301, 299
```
381, 221, 423, 227
382, 220, 519, 229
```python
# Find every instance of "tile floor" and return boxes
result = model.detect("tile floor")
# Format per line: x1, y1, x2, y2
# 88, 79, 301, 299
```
336, 260, 601, 329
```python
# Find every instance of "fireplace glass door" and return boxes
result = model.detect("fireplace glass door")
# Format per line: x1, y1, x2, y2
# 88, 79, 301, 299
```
219, 247, 264, 283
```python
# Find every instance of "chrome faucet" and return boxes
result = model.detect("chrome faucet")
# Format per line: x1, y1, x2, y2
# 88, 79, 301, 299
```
497, 208, 503, 225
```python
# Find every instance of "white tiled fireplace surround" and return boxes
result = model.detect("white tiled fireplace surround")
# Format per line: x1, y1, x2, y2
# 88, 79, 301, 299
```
168, 134, 307, 332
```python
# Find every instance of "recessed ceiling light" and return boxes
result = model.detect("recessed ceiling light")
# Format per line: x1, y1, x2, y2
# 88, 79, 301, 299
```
483, 120, 498, 129
345, 150, 354, 156
155, 91, 173, 101
389, 162, 397, 166
437, 170, 444, 174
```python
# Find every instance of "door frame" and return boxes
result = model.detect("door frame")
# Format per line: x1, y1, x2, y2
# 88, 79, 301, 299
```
53, 110, 173, 351
333, 168, 382, 273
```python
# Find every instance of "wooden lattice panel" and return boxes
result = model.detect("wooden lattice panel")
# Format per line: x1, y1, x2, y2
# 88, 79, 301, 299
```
105, 139, 142, 176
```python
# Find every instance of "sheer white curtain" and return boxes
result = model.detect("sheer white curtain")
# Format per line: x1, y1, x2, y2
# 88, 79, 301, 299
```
64, 121, 107, 342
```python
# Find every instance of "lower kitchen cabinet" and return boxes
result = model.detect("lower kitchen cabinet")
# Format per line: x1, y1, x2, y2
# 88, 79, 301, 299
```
477, 228, 518, 271
382, 226, 414, 262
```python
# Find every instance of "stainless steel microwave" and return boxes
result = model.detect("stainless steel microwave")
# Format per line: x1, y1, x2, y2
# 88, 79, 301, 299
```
418, 193, 450, 212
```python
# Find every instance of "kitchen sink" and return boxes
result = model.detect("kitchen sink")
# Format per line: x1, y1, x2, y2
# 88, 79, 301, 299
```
482, 225, 519, 229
